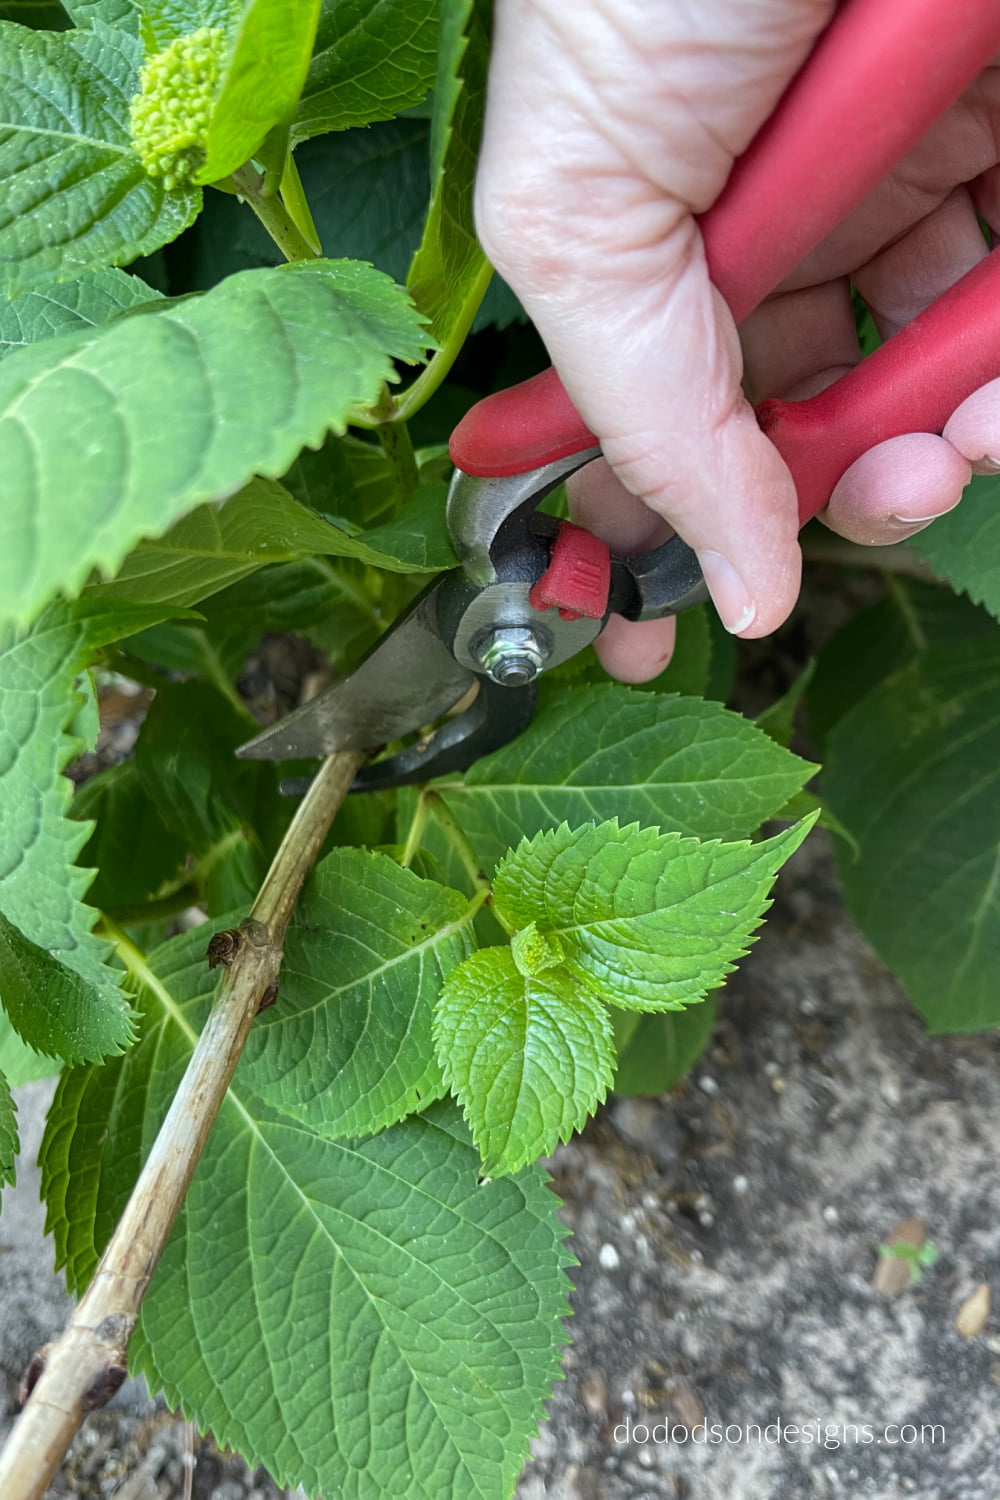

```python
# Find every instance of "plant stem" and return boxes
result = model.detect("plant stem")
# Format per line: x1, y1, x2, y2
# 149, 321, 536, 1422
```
376, 410, 420, 504
424, 790, 506, 919
400, 789, 432, 869
279, 147, 322, 254
226, 164, 320, 264
0, 748, 365, 1500
392, 259, 494, 423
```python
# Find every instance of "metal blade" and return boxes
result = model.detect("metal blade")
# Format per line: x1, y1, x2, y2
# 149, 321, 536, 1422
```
235, 580, 476, 761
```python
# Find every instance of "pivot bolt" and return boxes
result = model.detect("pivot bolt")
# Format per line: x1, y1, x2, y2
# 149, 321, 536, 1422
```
476, 626, 546, 686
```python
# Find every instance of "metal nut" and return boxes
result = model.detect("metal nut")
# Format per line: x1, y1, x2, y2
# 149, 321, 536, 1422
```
476, 626, 547, 686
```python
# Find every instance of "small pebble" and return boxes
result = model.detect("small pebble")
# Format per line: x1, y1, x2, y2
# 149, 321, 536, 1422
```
771, 1076, 786, 1094
732, 1175, 750, 1196
697, 1075, 719, 1095
637, 1446, 656, 1468
598, 1242, 621, 1270
764, 1060, 781, 1078
698, 1212, 716, 1229
823, 1205, 839, 1224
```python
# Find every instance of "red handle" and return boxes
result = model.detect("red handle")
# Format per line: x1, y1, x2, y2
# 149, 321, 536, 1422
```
451, 0, 1000, 504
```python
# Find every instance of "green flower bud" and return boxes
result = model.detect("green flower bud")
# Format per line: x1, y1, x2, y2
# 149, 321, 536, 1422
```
129, 27, 227, 189
510, 923, 565, 979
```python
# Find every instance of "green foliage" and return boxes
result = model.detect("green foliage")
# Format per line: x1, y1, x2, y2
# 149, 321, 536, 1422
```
0, 1068, 17, 1192
40, 914, 571, 1496
0, 260, 430, 630
0, 21, 200, 294
0, 269, 164, 361
0, 1008, 61, 1088
129, 26, 227, 188
910, 472, 1000, 618
295, 0, 440, 142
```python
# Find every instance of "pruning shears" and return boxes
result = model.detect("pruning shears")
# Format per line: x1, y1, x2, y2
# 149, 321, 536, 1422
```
238, 0, 1000, 787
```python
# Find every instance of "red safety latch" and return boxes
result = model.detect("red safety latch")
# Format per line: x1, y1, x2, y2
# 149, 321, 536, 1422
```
528, 521, 611, 622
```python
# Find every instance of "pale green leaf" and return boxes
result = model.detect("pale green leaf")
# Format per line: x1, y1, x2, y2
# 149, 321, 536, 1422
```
611, 998, 716, 1096
0, 597, 179, 1057
40, 917, 572, 1497
239, 848, 476, 1138
196, 0, 322, 183
431, 686, 818, 875
407, 0, 492, 344
63, 0, 138, 30
435, 945, 614, 1176
295, 0, 439, 143
493, 816, 818, 1011
910, 473, 1000, 622
825, 638, 1000, 1033
0, 21, 200, 295
0, 269, 163, 363
0, 1006, 60, 1087
0, 1066, 17, 1191
0, 259, 430, 629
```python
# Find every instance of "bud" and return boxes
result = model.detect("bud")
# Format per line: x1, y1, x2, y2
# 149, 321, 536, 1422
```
129, 27, 227, 190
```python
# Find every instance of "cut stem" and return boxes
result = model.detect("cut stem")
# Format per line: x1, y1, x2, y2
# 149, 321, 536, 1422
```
0, 749, 366, 1500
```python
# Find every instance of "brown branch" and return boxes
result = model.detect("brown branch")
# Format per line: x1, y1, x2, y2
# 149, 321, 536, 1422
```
0, 749, 366, 1500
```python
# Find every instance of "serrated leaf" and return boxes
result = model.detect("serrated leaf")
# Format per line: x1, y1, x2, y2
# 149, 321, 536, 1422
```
407, 0, 492, 344
432, 685, 817, 875
435, 945, 615, 1176
40, 918, 572, 1497
0, 1066, 17, 1191
295, 0, 439, 143
0, 259, 430, 630
611, 998, 716, 1096
0, 1006, 60, 1087
63, 0, 137, 29
138, 0, 238, 52
493, 816, 817, 1011
195, 0, 322, 183
239, 848, 476, 1138
825, 637, 1000, 1033
910, 473, 1000, 622
0, 269, 164, 364
0, 597, 179, 1058
0, 21, 200, 295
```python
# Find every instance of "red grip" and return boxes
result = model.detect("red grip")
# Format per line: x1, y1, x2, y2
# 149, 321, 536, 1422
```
450, 0, 1000, 503
528, 520, 611, 620
760, 249, 1000, 525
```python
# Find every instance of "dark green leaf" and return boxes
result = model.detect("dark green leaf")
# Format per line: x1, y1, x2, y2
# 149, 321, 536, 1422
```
295, 0, 439, 142
825, 638, 1000, 1033
430, 685, 818, 875
910, 473, 1000, 621
62, 0, 136, 27
0, 597, 179, 1056
0, 1007, 60, 1087
71, 759, 190, 912
0, 1, 69, 29
0, 259, 430, 630
239, 848, 476, 1138
756, 659, 815, 748
0, 21, 200, 295
0, 269, 164, 363
40, 917, 572, 1497
0, 1066, 17, 1191
612, 998, 716, 1096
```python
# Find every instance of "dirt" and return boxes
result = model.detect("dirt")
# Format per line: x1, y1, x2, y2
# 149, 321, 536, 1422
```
3, 831, 999, 1499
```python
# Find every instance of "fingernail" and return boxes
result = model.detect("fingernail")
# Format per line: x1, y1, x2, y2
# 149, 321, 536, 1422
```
891, 507, 957, 526
696, 550, 757, 634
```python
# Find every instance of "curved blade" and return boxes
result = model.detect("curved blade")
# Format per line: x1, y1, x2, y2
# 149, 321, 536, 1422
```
236, 580, 475, 761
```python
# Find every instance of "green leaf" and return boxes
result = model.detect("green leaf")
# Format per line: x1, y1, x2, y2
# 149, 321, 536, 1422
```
807, 577, 996, 751
0, 1066, 17, 1191
70, 759, 191, 913
41, 918, 572, 1497
137, 0, 238, 52
910, 473, 1000, 622
0, 1006, 60, 1087
196, 0, 322, 184
295, 0, 440, 142
0, 269, 164, 363
824, 637, 1000, 1033
0, 597, 178, 1058
0, 259, 431, 630
239, 848, 475, 1138
407, 0, 492, 344
756, 659, 815, 748
435, 945, 615, 1176
492, 816, 818, 1011
0, 2, 70, 26
0, 21, 200, 295
611, 998, 716, 1096
63, 0, 138, 30
431, 685, 818, 875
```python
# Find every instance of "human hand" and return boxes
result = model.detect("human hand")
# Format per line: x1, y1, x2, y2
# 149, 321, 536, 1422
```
475, 0, 1000, 680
